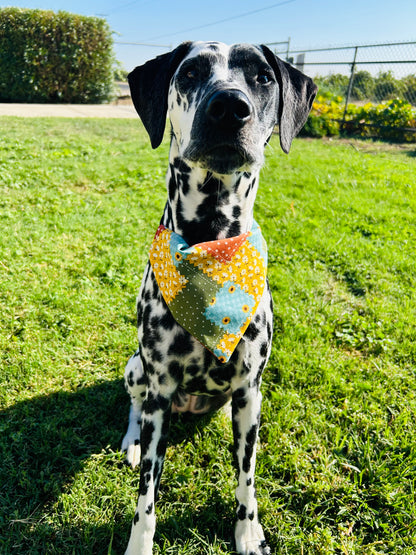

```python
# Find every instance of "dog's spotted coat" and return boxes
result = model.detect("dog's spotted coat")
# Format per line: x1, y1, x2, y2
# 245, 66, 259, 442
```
121, 41, 317, 555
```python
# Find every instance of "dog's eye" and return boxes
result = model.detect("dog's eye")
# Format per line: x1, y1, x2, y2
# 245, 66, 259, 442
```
186, 69, 197, 79
257, 73, 272, 85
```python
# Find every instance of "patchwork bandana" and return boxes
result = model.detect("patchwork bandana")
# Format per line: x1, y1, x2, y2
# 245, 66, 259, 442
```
149, 221, 267, 363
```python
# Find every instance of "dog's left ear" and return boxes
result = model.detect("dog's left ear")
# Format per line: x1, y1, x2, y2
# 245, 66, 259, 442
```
128, 42, 193, 149
260, 45, 318, 154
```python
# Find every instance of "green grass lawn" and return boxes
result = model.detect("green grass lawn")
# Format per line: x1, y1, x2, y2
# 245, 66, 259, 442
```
0, 117, 415, 555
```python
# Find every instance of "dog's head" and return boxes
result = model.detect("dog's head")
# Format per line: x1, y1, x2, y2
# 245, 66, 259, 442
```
129, 41, 317, 174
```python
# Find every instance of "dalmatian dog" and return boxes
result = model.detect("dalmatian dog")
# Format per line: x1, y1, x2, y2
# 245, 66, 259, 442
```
122, 41, 317, 555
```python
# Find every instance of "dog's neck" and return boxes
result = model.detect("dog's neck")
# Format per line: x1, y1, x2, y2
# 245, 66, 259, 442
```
161, 143, 260, 246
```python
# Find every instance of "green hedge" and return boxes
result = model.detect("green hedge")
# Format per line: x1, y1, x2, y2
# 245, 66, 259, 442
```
0, 8, 114, 103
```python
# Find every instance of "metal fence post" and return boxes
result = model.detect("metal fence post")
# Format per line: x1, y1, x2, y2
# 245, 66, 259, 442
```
342, 46, 358, 130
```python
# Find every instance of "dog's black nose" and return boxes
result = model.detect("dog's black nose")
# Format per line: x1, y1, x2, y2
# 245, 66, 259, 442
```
205, 89, 252, 129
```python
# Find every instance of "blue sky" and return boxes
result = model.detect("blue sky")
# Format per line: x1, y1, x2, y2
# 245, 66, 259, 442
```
6, 0, 416, 71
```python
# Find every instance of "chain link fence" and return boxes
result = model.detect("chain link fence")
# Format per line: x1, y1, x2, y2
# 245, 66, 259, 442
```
267, 40, 416, 137
269, 40, 416, 104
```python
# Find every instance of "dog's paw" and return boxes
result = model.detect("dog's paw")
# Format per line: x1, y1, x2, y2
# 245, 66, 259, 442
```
235, 521, 270, 555
121, 432, 141, 469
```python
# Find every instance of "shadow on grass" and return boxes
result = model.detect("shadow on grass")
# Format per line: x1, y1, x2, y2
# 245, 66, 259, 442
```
0, 379, 128, 552
405, 147, 416, 157
0, 381, 235, 554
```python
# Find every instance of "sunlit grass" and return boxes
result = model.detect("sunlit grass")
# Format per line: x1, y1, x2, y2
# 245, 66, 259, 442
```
1, 117, 415, 554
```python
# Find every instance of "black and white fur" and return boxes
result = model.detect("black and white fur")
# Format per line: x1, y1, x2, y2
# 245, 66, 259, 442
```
122, 41, 317, 555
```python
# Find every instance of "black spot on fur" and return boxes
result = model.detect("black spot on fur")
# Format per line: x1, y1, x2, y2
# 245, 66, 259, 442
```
244, 177, 257, 198
185, 376, 208, 394
160, 310, 176, 330
168, 360, 183, 382
237, 503, 247, 520
260, 342, 268, 358
136, 375, 147, 386
139, 457, 153, 496
204, 348, 215, 367
145, 391, 170, 413
243, 424, 258, 473
245, 322, 260, 341
153, 460, 160, 483
233, 388, 247, 410
152, 278, 159, 299
133, 511, 139, 524
136, 303, 144, 325
187, 364, 200, 376
168, 174, 177, 202
141, 458, 152, 473
172, 157, 191, 173
153, 349, 163, 363
142, 358, 155, 376
156, 434, 168, 459
140, 422, 155, 456
228, 220, 241, 237
232, 205, 241, 218
232, 425, 241, 468
150, 315, 161, 328
209, 364, 235, 387
167, 331, 194, 356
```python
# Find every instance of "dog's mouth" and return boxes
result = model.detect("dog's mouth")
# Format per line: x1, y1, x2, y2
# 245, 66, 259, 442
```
193, 144, 253, 174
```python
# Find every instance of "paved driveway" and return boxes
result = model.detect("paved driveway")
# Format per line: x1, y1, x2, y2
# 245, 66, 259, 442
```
0, 103, 137, 118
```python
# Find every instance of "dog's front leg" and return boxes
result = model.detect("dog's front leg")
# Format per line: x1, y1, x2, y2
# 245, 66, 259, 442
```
125, 383, 173, 555
232, 385, 270, 555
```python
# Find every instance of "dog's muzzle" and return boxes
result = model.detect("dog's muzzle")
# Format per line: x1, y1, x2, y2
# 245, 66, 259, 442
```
185, 88, 257, 174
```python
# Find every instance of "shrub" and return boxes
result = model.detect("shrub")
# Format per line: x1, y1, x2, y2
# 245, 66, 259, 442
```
315, 71, 415, 106
114, 61, 128, 82
350, 70, 375, 101
346, 98, 416, 141
373, 71, 405, 102
301, 92, 343, 138
401, 75, 416, 106
314, 74, 349, 98
302, 94, 416, 142
0, 8, 115, 103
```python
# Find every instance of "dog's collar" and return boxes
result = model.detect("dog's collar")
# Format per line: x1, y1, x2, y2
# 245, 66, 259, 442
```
149, 221, 267, 363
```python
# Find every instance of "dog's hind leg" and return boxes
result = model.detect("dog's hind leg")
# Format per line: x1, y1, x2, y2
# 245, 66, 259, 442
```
122, 350, 147, 469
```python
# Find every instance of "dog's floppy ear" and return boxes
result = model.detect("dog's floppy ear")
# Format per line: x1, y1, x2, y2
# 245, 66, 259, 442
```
128, 42, 193, 149
260, 45, 318, 154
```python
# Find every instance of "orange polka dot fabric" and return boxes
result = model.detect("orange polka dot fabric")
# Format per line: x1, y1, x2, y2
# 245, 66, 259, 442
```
149, 221, 267, 362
